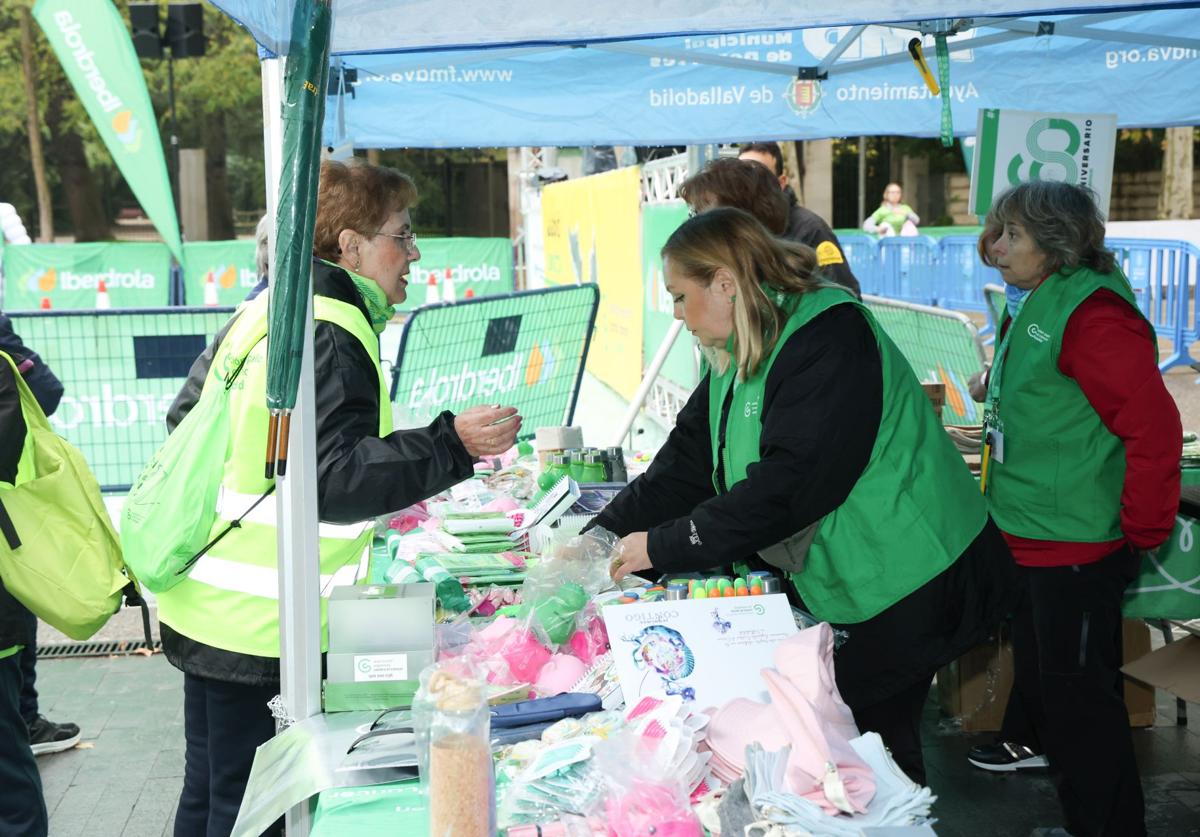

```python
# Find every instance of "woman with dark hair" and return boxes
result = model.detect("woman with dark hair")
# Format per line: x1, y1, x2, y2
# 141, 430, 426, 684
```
594, 207, 1018, 786
966, 181, 1179, 837
158, 160, 521, 836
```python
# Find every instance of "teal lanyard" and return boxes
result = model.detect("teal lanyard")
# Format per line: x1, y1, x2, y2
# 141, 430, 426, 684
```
984, 293, 1032, 423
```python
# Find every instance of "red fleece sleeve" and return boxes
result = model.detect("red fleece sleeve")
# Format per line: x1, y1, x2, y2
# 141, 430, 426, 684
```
1058, 290, 1181, 549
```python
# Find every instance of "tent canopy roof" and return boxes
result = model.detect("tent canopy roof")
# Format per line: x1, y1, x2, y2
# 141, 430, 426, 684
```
208, 0, 1199, 57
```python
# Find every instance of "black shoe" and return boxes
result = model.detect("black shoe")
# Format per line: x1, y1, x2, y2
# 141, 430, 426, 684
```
27, 714, 81, 756
967, 741, 1048, 772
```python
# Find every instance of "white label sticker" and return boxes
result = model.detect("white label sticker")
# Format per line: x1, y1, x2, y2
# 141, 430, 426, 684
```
353, 653, 409, 682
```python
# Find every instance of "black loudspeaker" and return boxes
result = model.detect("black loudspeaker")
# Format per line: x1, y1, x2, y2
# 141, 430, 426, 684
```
166, 3, 206, 58
128, 3, 162, 60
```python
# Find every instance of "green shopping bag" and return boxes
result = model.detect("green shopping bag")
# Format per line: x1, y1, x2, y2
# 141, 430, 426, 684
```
121, 313, 267, 593
0, 354, 136, 641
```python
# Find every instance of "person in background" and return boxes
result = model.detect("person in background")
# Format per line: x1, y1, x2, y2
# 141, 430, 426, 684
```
159, 160, 521, 837
863, 182, 919, 237
0, 354, 49, 837
736, 142, 860, 296
595, 208, 1018, 786
0, 315, 80, 758
245, 214, 271, 302
679, 157, 860, 298
967, 181, 1179, 837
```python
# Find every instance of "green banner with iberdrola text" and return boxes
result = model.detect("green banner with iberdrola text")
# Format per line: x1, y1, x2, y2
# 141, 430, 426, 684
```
34, 0, 183, 262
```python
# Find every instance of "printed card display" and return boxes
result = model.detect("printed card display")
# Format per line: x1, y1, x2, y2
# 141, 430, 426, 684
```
601, 594, 797, 709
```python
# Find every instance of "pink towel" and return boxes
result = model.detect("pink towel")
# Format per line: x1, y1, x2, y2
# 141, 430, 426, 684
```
703, 623, 876, 815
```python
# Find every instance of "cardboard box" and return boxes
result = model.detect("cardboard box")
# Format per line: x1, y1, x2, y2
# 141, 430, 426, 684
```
1121, 618, 1156, 727
939, 619, 1157, 732
1122, 621, 1200, 706
937, 633, 1014, 732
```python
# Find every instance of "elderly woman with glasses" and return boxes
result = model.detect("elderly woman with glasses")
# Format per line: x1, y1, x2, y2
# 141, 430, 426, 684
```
158, 160, 520, 837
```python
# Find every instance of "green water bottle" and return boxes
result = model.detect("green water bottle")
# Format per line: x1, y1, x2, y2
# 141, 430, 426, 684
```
538, 453, 570, 490
581, 452, 606, 483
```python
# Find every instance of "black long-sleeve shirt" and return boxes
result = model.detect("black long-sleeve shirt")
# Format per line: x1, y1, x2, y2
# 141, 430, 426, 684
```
592, 304, 882, 572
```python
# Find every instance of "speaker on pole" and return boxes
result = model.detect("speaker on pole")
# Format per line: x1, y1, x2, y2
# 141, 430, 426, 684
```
128, 3, 162, 60
166, 4, 206, 58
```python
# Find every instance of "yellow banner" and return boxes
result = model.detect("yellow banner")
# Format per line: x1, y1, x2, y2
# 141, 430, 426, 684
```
541, 167, 644, 399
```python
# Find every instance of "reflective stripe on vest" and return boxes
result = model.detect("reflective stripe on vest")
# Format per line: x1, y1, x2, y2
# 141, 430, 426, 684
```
187, 552, 366, 600
215, 488, 371, 541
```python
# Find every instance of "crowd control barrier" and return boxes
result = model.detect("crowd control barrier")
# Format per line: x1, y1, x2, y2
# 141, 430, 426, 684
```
865, 295, 986, 427
1107, 238, 1198, 373
389, 284, 600, 439
843, 235, 1200, 372
7, 306, 236, 491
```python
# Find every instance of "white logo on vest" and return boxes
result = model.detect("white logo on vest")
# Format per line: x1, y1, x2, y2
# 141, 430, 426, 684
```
1026, 323, 1051, 344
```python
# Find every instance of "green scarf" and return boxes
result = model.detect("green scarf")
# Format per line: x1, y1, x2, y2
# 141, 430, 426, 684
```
324, 260, 395, 334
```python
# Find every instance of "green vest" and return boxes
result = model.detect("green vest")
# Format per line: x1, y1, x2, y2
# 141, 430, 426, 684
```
157, 293, 393, 658
709, 287, 986, 623
984, 265, 1153, 541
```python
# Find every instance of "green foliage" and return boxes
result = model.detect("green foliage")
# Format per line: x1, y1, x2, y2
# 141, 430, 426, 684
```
0, 0, 265, 236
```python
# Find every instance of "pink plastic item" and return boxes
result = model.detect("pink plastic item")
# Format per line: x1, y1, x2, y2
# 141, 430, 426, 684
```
566, 612, 610, 665
605, 778, 703, 837
534, 653, 587, 695
482, 495, 520, 513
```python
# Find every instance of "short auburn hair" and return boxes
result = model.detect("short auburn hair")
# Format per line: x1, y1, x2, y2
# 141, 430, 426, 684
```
313, 160, 418, 261
678, 158, 789, 236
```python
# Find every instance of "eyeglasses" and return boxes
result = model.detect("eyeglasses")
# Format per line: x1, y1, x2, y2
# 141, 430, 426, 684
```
374, 229, 418, 251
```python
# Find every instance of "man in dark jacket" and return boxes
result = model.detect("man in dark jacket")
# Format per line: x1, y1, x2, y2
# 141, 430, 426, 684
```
0, 314, 80, 757
738, 141, 861, 296
0, 355, 49, 836
679, 157, 861, 299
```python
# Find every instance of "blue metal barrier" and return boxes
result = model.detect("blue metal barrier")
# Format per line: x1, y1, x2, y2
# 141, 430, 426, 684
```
937, 235, 1000, 317
875, 237, 939, 305
1107, 238, 1196, 372
837, 234, 880, 294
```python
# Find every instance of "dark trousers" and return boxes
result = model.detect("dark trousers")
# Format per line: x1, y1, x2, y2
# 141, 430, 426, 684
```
1000, 548, 1145, 837
174, 673, 281, 837
0, 652, 47, 836
18, 608, 38, 724
849, 674, 934, 787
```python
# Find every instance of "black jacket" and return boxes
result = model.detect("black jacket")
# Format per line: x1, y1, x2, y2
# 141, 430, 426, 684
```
590, 304, 1018, 706
592, 304, 881, 570
0, 313, 63, 417
0, 360, 29, 650
782, 188, 862, 298
161, 259, 476, 685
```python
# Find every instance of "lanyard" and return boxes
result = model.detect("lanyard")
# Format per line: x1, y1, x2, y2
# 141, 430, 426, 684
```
984, 290, 1034, 420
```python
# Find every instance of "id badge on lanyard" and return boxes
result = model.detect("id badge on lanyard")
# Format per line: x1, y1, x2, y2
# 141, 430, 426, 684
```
981, 296, 1029, 492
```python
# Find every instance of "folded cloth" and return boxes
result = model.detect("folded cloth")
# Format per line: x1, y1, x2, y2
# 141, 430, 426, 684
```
704, 624, 874, 815
745, 734, 936, 836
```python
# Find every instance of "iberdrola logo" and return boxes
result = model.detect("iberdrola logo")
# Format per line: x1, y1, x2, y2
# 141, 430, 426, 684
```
524, 340, 556, 387
111, 110, 143, 152
25, 268, 57, 293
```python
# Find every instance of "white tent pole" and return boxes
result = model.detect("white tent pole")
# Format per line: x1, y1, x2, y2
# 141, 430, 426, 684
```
610, 318, 686, 448
261, 54, 322, 837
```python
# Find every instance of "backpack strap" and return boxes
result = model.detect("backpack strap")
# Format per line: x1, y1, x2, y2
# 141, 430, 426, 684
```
177, 483, 277, 577
0, 496, 20, 551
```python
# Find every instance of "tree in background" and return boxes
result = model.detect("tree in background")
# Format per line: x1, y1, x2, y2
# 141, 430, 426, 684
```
0, 0, 263, 243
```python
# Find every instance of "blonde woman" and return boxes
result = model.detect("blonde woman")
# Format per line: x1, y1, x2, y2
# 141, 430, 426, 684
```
593, 207, 1017, 786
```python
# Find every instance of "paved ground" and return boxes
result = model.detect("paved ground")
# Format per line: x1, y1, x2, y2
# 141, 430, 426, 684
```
27, 621, 1200, 837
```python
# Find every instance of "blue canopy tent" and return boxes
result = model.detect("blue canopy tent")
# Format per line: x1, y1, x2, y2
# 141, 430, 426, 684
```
207, 3, 1198, 831
210, 0, 1200, 148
